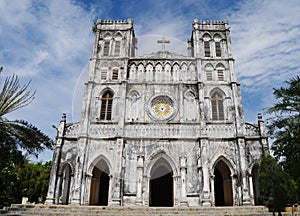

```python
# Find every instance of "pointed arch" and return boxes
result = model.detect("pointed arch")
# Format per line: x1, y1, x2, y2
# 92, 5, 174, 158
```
147, 152, 176, 207
203, 33, 211, 57
212, 156, 234, 206
100, 89, 114, 120
210, 88, 225, 120
204, 63, 214, 81
88, 156, 111, 206
216, 63, 225, 81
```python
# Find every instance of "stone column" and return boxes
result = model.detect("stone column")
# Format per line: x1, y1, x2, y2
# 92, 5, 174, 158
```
84, 174, 92, 205
173, 175, 178, 206
180, 156, 188, 206
136, 155, 144, 205
231, 174, 238, 206
238, 138, 251, 205
45, 113, 66, 205
211, 175, 215, 206
201, 139, 211, 206
54, 175, 62, 204
248, 174, 254, 205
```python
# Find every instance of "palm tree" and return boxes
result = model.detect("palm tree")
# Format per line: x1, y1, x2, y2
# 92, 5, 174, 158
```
0, 67, 53, 157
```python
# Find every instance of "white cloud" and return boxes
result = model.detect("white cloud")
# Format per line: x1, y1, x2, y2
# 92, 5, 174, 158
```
1, 0, 299, 162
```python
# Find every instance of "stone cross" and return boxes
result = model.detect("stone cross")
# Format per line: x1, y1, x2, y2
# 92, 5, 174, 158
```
157, 36, 170, 52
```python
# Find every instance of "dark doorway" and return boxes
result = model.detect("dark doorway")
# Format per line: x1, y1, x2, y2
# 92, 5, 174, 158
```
214, 168, 224, 206
90, 160, 110, 206
214, 160, 233, 206
252, 165, 259, 205
150, 165, 173, 207
98, 172, 109, 205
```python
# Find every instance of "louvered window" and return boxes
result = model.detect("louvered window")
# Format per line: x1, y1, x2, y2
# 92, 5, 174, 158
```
217, 70, 224, 81
215, 41, 221, 57
206, 71, 213, 81
212, 92, 224, 120
100, 71, 107, 80
112, 69, 119, 80
114, 41, 121, 56
100, 92, 113, 120
103, 40, 110, 56
204, 41, 210, 57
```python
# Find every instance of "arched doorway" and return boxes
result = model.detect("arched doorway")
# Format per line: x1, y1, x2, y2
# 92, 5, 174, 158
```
90, 160, 110, 206
60, 164, 72, 205
214, 160, 233, 206
252, 164, 259, 205
149, 158, 173, 207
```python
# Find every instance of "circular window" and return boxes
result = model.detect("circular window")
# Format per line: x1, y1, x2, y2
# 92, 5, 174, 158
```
149, 95, 177, 121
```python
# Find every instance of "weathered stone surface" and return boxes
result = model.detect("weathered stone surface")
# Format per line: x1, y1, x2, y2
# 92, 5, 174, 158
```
45, 19, 269, 207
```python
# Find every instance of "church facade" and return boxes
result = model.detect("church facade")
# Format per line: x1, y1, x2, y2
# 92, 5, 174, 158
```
45, 19, 268, 207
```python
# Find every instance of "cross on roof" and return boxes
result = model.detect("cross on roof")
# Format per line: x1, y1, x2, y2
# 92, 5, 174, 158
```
157, 36, 170, 52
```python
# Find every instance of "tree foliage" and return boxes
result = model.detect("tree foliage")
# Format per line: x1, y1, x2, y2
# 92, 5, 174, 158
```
0, 68, 53, 156
258, 155, 297, 212
267, 75, 300, 198
0, 67, 54, 207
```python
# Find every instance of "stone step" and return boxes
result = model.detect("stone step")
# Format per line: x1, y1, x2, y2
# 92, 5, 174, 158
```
1, 204, 283, 216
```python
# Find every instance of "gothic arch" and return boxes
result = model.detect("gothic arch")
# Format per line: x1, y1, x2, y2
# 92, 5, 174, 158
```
211, 156, 235, 206
204, 63, 214, 70
59, 162, 75, 176
210, 87, 226, 98
87, 154, 112, 176
216, 63, 225, 69
146, 150, 178, 178
99, 87, 115, 97
88, 155, 111, 206
202, 33, 212, 40
213, 33, 223, 41
211, 155, 235, 175
114, 31, 123, 39
103, 32, 112, 39
147, 152, 177, 207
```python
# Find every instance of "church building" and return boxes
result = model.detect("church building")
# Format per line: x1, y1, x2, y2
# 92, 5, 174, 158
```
45, 19, 268, 207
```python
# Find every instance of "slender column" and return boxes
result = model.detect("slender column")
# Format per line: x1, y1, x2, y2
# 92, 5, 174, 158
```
180, 156, 188, 206
136, 155, 144, 205
248, 174, 254, 205
211, 175, 215, 206
201, 139, 211, 206
84, 174, 92, 205
54, 175, 62, 204
231, 174, 238, 206
173, 175, 178, 206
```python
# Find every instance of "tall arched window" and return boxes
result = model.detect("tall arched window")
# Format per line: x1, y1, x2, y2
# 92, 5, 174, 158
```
100, 91, 113, 120
103, 40, 110, 56
211, 92, 224, 120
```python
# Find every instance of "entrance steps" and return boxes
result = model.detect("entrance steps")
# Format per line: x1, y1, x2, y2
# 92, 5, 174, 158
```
1, 204, 281, 216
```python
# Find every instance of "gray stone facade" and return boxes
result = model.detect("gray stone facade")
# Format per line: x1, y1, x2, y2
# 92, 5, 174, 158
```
45, 19, 268, 207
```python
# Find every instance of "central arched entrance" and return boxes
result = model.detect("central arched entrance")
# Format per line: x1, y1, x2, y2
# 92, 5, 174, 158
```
149, 158, 173, 207
90, 160, 110, 206
214, 160, 233, 206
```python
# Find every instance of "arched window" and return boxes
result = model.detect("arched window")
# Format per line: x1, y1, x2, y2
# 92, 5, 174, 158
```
114, 40, 121, 56
112, 68, 119, 80
204, 41, 210, 57
215, 41, 221, 57
103, 40, 110, 56
100, 91, 113, 120
211, 92, 224, 120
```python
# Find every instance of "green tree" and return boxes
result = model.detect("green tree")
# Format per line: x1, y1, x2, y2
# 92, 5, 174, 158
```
258, 155, 297, 212
0, 67, 53, 207
267, 75, 300, 199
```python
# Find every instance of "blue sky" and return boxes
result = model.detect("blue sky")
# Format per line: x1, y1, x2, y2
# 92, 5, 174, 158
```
1, 0, 299, 162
